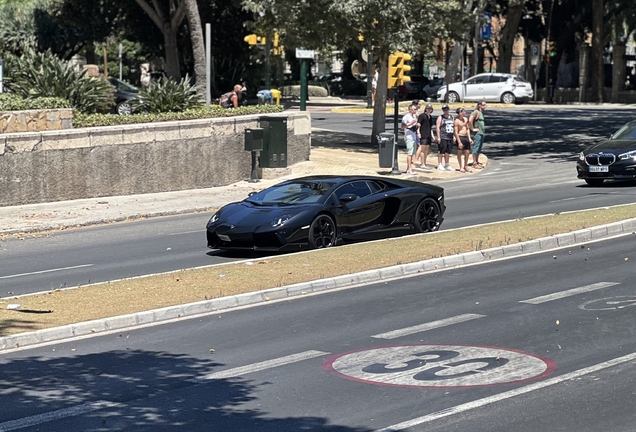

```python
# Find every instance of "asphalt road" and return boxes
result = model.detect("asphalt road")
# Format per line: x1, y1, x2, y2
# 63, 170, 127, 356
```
2, 106, 636, 297
1, 233, 634, 431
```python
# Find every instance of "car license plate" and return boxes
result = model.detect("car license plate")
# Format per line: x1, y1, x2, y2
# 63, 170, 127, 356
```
589, 166, 608, 173
217, 234, 231, 242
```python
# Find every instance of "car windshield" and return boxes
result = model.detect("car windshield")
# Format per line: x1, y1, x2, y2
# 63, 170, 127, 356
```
246, 181, 336, 205
610, 121, 636, 140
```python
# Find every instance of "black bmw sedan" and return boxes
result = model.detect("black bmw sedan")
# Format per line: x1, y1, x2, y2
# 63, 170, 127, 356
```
206, 175, 445, 252
577, 119, 636, 186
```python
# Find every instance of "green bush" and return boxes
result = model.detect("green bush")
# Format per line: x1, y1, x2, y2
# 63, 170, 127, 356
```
279, 85, 329, 98
0, 93, 70, 111
134, 75, 203, 113
73, 104, 285, 128
8, 49, 114, 114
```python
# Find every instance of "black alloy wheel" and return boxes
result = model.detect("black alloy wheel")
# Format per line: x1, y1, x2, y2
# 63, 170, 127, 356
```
309, 214, 336, 249
584, 178, 605, 187
415, 198, 441, 233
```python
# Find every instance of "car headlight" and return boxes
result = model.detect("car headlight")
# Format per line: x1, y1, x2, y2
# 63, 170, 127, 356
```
271, 214, 292, 228
618, 150, 636, 161
207, 212, 219, 227
578, 152, 585, 161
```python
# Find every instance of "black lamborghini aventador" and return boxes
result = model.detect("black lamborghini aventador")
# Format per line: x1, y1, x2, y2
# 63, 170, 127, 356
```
206, 175, 445, 252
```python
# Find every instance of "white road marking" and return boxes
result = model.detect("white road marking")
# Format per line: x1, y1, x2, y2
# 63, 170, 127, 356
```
376, 351, 636, 431
372, 314, 486, 339
166, 230, 201, 236
191, 350, 329, 382
327, 345, 551, 388
0, 400, 119, 431
519, 282, 620, 304
0, 264, 93, 280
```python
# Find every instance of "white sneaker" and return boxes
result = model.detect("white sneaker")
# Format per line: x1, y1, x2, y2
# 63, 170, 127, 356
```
445, 164, 454, 171
437, 164, 445, 171
407, 169, 416, 175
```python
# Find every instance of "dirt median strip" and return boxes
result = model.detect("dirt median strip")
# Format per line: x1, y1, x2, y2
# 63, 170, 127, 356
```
1, 204, 635, 339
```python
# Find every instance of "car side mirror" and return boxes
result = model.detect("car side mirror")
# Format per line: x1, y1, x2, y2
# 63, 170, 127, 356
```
339, 193, 358, 203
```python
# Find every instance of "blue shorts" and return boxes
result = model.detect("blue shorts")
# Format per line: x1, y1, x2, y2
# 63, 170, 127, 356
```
405, 136, 417, 156
472, 133, 484, 155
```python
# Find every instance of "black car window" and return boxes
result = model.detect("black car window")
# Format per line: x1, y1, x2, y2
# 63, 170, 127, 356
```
246, 181, 336, 205
467, 75, 489, 84
367, 181, 383, 194
488, 75, 508, 83
611, 122, 636, 140
335, 181, 372, 200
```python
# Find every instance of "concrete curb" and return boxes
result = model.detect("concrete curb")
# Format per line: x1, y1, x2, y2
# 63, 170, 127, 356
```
2, 218, 635, 352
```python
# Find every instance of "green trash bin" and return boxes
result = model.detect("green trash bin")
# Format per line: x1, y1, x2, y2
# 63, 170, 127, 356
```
259, 116, 288, 168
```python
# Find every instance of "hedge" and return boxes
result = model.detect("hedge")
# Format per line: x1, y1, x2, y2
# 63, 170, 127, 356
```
0, 94, 71, 111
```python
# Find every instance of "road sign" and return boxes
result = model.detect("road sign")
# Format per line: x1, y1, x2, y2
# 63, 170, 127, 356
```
530, 44, 540, 66
323, 344, 556, 388
296, 48, 315, 59
481, 13, 492, 41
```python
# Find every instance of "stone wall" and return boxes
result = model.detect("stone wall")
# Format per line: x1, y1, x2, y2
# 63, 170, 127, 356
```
0, 109, 73, 134
0, 112, 311, 207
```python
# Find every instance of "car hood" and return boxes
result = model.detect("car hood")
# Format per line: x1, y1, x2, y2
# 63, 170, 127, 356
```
210, 202, 315, 231
584, 139, 636, 153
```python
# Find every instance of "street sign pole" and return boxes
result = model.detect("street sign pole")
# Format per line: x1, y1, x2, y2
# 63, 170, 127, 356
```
300, 58, 308, 111
366, 40, 373, 109
206, 23, 211, 108
118, 43, 123, 81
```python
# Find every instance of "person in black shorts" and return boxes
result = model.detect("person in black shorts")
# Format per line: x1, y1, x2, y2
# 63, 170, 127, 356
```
435, 104, 455, 171
415, 103, 435, 169
454, 107, 473, 172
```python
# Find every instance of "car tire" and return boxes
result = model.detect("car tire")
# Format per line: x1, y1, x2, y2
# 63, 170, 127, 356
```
584, 178, 605, 187
309, 214, 337, 249
447, 91, 460, 103
414, 198, 442, 233
116, 101, 133, 115
501, 92, 516, 104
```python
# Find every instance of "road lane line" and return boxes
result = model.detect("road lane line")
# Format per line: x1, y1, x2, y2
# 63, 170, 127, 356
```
0, 264, 94, 280
519, 282, 620, 304
0, 400, 119, 431
191, 350, 329, 382
376, 351, 636, 431
371, 314, 486, 340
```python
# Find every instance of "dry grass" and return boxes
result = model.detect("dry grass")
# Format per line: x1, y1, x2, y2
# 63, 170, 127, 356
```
1, 205, 635, 336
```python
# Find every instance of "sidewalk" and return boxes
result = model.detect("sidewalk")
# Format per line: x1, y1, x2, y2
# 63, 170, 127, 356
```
0, 130, 486, 235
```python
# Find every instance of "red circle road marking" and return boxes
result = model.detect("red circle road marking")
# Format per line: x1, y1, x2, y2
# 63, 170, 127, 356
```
322, 344, 557, 389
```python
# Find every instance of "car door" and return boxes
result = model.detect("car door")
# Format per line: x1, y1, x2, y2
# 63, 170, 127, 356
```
463, 74, 490, 101
333, 181, 385, 237
481, 74, 508, 101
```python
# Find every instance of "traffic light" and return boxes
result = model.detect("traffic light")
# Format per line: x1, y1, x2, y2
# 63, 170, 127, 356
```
244, 34, 266, 45
387, 51, 412, 88
549, 41, 556, 57
272, 32, 284, 55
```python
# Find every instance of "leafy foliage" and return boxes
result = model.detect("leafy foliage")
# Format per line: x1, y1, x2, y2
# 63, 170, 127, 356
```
7, 49, 114, 114
73, 105, 284, 128
0, 94, 70, 111
134, 75, 203, 113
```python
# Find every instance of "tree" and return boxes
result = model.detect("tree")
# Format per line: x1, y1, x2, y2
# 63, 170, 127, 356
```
242, 0, 465, 143
184, 0, 206, 98
495, 0, 525, 73
590, 0, 604, 102
133, 0, 187, 80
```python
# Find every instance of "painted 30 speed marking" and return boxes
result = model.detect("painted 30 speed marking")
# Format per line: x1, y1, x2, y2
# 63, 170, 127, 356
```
323, 344, 556, 388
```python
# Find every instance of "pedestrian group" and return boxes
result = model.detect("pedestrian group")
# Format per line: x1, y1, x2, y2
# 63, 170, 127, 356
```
401, 100, 487, 174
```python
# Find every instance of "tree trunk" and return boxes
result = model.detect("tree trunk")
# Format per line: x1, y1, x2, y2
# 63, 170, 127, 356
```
163, 28, 181, 80
184, 0, 206, 98
590, 0, 604, 102
371, 52, 388, 146
496, 0, 524, 73
447, 0, 474, 77
133, 0, 186, 81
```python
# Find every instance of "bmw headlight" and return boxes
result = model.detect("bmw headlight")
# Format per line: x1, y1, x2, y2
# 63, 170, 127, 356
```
578, 152, 585, 161
618, 150, 636, 161
271, 214, 292, 228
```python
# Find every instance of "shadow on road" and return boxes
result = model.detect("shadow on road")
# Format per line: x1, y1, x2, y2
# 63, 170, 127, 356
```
0, 349, 373, 431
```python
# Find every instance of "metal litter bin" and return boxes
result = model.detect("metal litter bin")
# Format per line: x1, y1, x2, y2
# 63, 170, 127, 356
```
378, 133, 395, 169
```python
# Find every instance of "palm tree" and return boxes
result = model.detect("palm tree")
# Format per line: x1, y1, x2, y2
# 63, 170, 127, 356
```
184, 0, 206, 99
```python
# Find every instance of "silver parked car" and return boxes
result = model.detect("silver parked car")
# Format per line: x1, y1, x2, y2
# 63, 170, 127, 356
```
436, 73, 533, 104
